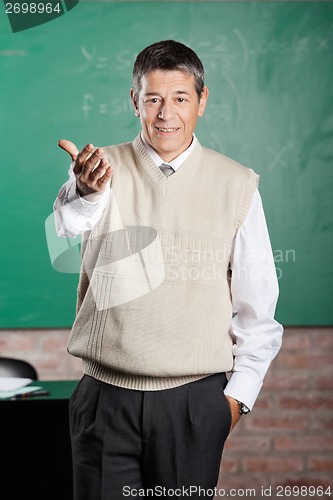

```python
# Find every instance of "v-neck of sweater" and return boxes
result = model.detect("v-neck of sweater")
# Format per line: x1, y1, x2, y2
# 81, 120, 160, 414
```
133, 134, 202, 194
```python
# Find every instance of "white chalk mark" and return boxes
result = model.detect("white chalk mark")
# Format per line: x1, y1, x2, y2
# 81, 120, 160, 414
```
79, 46, 94, 73
233, 28, 249, 70
0, 50, 26, 56
267, 142, 294, 171
83, 93, 94, 119
224, 76, 242, 125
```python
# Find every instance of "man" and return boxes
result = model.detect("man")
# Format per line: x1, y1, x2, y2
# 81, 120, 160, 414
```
54, 40, 283, 499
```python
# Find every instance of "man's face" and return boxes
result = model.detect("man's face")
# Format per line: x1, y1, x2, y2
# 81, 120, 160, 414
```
131, 70, 208, 162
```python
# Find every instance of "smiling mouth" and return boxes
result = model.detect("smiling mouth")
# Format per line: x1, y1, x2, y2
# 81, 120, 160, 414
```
156, 127, 180, 133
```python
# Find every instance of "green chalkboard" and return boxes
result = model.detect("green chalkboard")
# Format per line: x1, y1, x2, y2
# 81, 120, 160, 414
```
0, 1, 332, 327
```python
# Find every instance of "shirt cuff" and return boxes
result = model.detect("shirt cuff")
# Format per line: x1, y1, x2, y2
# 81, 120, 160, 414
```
67, 179, 108, 207
224, 371, 263, 411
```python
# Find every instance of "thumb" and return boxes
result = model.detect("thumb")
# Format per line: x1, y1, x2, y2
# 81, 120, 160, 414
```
58, 139, 79, 162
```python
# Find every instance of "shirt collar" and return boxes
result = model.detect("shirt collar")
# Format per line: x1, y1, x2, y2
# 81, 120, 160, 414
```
140, 133, 198, 172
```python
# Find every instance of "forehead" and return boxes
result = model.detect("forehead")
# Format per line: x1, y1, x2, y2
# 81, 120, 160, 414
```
140, 69, 196, 94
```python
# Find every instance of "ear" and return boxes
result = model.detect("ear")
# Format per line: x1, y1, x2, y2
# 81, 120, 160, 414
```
130, 89, 140, 117
198, 86, 209, 117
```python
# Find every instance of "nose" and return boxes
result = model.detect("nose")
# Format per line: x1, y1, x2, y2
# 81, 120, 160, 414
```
158, 100, 175, 121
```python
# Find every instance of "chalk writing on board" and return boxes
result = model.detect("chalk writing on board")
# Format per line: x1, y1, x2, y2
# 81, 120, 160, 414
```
233, 29, 249, 70
250, 32, 333, 55
224, 76, 242, 125
76, 23, 333, 77
82, 90, 240, 126
267, 142, 294, 172
83, 93, 133, 119
115, 48, 138, 71
79, 46, 110, 72
203, 103, 230, 127
200, 35, 237, 75
78, 25, 333, 123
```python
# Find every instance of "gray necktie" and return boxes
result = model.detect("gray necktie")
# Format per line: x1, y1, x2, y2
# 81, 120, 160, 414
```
159, 163, 175, 177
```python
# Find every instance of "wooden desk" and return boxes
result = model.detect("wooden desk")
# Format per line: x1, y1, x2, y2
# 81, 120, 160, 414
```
0, 380, 78, 500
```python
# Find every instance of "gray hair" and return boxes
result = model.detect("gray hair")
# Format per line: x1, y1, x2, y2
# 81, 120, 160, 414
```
132, 40, 205, 102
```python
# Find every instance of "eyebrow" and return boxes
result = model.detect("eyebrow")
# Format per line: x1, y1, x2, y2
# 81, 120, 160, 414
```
144, 90, 191, 97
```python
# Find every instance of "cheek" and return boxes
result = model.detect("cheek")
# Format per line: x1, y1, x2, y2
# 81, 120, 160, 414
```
140, 109, 153, 124
183, 111, 199, 130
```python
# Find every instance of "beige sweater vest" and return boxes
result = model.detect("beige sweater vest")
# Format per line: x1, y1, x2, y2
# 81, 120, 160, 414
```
67, 134, 259, 390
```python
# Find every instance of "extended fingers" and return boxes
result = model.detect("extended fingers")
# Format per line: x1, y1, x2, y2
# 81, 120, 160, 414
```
73, 143, 94, 175
96, 164, 113, 188
87, 157, 108, 180
80, 148, 105, 178
79, 154, 112, 195
58, 139, 80, 161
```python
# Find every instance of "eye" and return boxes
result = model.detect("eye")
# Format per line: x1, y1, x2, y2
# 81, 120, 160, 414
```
176, 97, 187, 103
143, 97, 161, 105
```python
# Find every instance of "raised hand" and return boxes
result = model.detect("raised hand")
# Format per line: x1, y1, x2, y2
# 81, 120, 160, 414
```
58, 140, 113, 197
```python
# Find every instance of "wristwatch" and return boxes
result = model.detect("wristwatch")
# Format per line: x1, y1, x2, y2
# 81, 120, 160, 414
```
236, 400, 251, 415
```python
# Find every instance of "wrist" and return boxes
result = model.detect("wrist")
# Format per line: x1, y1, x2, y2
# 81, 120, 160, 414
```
76, 184, 103, 203
235, 399, 251, 415
225, 395, 242, 432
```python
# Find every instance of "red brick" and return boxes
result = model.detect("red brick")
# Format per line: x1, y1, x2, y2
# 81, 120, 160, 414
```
311, 416, 333, 431
1, 334, 34, 351
242, 456, 304, 473
215, 475, 266, 495
282, 332, 312, 350
0, 338, 9, 349
310, 330, 333, 350
276, 352, 332, 369
277, 394, 333, 410
220, 458, 238, 473
308, 456, 333, 472
314, 375, 333, 390
271, 475, 333, 491
252, 394, 272, 409
275, 435, 333, 451
37, 358, 63, 370
42, 336, 67, 351
263, 371, 309, 391
224, 435, 271, 452
244, 415, 309, 432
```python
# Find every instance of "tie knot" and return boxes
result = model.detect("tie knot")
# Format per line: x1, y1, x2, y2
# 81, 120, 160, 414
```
159, 163, 175, 177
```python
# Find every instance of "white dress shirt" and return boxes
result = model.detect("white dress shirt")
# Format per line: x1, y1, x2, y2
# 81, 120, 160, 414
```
53, 135, 283, 410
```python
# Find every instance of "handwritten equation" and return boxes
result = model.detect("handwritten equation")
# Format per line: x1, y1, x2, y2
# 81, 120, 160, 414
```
82, 94, 133, 119
77, 24, 333, 123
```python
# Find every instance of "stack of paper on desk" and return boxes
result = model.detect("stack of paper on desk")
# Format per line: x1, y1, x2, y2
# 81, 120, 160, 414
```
0, 377, 41, 399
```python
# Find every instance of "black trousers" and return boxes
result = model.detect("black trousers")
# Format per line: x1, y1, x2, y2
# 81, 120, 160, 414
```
69, 373, 231, 500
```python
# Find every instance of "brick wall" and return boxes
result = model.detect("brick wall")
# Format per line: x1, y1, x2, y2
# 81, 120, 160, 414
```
0, 329, 82, 380
217, 327, 333, 498
1, 327, 332, 498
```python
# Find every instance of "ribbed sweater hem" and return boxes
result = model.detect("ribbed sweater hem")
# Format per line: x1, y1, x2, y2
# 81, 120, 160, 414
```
83, 361, 210, 391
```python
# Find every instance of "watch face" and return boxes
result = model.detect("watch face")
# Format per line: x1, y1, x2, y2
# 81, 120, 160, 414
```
241, 404, 250, 414
238, 401, 250, 414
